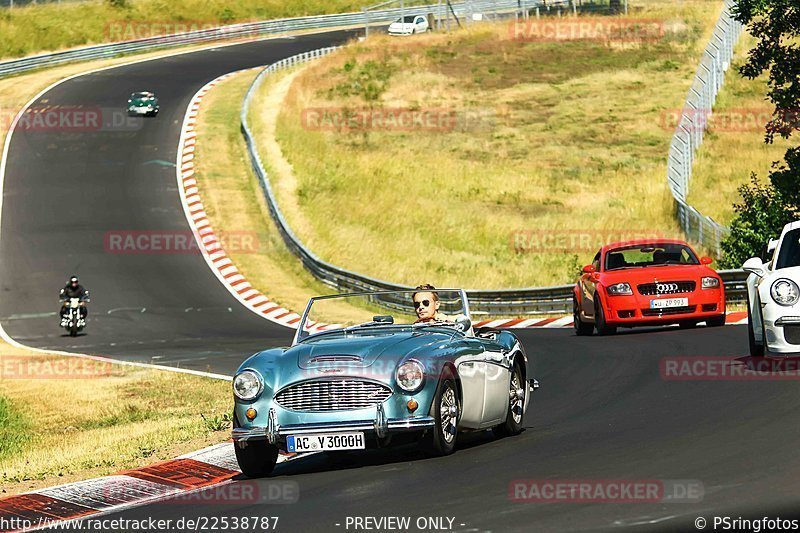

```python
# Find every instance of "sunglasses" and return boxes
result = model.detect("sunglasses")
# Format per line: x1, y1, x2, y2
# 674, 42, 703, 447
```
413, 299, 431, 309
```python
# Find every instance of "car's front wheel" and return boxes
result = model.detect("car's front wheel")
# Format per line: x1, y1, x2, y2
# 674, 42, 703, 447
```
594, 298, 617, 336
420, 376, 459, 456
234, 440, 279, 478
493, 361, 525, 438
706, 315, 726, 327
748, 299, 764, 357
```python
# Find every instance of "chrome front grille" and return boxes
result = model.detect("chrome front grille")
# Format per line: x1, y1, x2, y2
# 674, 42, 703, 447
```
275, 379, 392, 412
638, 281, 696, 296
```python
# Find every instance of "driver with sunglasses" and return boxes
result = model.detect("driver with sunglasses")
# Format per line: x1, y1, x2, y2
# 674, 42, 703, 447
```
412, 284, 450, 323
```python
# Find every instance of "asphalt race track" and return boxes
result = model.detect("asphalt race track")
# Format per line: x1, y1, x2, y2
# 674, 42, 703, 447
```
2, 29, 799, 533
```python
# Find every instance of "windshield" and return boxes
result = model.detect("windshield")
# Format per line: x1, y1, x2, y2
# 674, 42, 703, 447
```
604, 243, 698, 270
397, 16, 418, 23
295, 289, 469, 343
776, 229, 800, 270
131, 93, 153, 100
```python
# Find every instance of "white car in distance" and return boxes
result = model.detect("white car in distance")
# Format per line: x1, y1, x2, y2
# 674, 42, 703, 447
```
743, 221, 800, 357
388, 14, 430, 35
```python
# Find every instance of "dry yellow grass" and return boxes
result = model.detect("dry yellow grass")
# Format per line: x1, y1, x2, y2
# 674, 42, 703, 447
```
0, 340, 231, 496
687, 32, 793, 224
257, 1, 723, 289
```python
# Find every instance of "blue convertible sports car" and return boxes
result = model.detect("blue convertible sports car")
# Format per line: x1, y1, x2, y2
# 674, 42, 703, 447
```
231, 289, 539, 477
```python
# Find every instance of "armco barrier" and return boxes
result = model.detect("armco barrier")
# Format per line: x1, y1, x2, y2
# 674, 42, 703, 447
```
240, 49, 749, 315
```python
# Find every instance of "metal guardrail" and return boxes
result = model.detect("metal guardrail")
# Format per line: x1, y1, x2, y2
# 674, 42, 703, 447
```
0, 0, 527, 78
241, 48, 749, 315
666, 0, 744, 257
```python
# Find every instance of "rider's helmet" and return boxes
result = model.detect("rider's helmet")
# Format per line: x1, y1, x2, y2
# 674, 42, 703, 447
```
69, 276, 79, 288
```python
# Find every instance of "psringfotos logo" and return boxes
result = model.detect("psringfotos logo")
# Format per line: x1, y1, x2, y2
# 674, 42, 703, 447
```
660, 108, 800, 133
509, 479, 704, 503
511, 230, 666, 254
104, 230, 260, 255
0, 356, 113, 379
509, 17, 665, 43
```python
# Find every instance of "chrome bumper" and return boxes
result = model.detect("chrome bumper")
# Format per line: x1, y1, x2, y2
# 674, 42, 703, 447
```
233, 405, 435, 443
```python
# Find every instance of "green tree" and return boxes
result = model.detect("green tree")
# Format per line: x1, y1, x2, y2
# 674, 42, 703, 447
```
720, 0, 800, 267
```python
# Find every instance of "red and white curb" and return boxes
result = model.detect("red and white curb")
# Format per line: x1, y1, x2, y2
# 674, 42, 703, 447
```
0, 443, 296, 532
175, 71, 337, 335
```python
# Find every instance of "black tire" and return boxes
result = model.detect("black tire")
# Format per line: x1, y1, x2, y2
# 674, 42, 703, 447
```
594, 298, 617, 336
573, 296, 594, 336
748, 299, 764, 357
234, 439, 279, 478
706, 315, 726, 327
493, 361, 525, 438
420, 375, 459, 456
69, 322, 78, 337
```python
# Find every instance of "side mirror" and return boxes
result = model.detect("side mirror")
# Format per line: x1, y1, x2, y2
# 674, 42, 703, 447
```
742, 257, 765, 278
582, 265, 596, 274
700, 256, 713, 265
454, 316, 472, 333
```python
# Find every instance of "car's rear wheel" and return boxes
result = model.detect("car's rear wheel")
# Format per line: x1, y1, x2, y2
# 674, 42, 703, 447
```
594, 298, 617, 336
748, 299, 764, 357
493, 361, 525, 438
573, 296, 594, 336
420, 376, 459, 456
235, 439, 279, 478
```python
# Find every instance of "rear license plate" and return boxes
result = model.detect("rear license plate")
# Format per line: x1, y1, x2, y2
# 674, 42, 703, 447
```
286, 432, 365, 452
650, 298, 688, 309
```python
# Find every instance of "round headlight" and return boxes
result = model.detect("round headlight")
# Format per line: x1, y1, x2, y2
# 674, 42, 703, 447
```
396, 360, 425, 392
233, 370, 263, 401
771, 279, 800, 307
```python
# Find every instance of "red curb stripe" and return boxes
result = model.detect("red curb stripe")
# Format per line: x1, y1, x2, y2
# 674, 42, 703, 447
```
286, 317, 301, 326
533, 317, 557, 326
0, 493, 96, 527
122, 459, 237, 490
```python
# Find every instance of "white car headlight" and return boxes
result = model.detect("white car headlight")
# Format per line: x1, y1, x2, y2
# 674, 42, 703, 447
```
701, 276, 720, 289
771, 279, 800, 307
396, 360, 425, 392
233, 370, 263, 401
606, 282, 632, 296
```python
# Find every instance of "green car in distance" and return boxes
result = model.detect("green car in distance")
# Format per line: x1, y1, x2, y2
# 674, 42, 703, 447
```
127, 91, 159, 117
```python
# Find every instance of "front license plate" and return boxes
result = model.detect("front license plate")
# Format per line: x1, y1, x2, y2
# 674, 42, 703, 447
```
286, 432, 365, 452
650, 297, 688, 309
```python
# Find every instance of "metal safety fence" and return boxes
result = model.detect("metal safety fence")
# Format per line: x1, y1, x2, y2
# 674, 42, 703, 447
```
666, 0, 744, 257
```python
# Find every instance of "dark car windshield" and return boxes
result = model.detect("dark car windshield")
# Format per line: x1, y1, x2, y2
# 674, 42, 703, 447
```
776, 229, 800, 270
397, 16, 418, 22
604, 243, 699, 271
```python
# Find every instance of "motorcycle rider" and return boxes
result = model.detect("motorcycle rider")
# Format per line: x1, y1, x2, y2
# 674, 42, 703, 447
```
59, 275, 89, 325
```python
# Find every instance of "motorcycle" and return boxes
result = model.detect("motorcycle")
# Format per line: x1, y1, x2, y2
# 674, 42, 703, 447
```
60, 291, 89, 337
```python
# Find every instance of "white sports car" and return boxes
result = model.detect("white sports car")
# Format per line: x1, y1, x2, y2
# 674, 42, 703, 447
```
743, 221, 800, 356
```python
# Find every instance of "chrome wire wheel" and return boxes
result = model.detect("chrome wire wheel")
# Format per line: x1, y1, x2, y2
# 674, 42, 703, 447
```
440, 384, 458, 444
509, 368, 524, 424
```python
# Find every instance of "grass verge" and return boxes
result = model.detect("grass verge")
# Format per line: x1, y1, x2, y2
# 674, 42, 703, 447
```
0, 340, 231, 496
254, 1, 723, 289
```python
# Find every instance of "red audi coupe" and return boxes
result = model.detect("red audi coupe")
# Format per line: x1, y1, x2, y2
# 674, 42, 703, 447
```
573, 239, 726, 335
